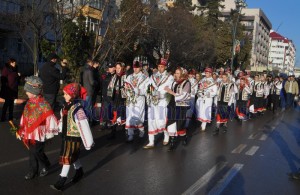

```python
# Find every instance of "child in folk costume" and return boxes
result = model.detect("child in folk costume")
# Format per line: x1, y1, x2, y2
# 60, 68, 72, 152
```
165, 67, 191, 151
51, 83, 94, 191
106, 62, 127, 139
124, 61, 149, 142
17, 76, 59, 180
196, 67, 218, 131
144, 58, 174, 149
186, 69, 199, 128
235, 77, 252, 121
213, 73, 235, 135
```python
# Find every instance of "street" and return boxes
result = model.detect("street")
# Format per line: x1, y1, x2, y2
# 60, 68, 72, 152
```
1, 105, 300, 195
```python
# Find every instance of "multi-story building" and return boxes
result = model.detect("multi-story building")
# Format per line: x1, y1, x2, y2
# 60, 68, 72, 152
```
0, 0, 27, 69
220, 0, 272, 72
0, 0, 55, 74
268, 30, 296, 75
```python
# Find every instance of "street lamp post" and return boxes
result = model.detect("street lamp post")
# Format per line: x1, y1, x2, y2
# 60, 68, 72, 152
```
231, 0, 247, 72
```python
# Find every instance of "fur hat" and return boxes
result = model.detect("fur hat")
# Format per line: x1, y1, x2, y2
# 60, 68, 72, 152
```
24, 76, 43, 95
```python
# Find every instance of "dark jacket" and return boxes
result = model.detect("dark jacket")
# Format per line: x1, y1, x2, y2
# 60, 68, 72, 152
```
39, 61, 66, 94
0, 64, 19, 99
101, 72, 114, 102
93, 67, 101, 96
82, 65, 95, 97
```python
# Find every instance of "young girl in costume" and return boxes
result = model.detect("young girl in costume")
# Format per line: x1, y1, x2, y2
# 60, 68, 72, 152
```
51, 83, 94, 191
16, 76, 59, 180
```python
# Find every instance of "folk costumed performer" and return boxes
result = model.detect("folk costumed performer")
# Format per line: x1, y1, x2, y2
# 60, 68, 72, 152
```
165, 67, 191, 151
186, 69, 199, 128
17, 76, 59, 180
235, 77, 252, 121
144, 58, 174, 149
196, 67, 218, 131
213, 73, 235, 135
51, 83, 94, 191
270, 76, 282, 113
124, 61, 149, 142
106, 62, 127, 139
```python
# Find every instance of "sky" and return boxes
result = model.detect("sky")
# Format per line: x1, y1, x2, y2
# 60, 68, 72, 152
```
246, 0, 300, 67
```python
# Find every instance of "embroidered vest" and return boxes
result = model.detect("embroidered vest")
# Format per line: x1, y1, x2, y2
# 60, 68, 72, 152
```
217, 83, 233, 102
172, 80, 190, 106
66, 103, 81, 137
255, 82, 263, 97
237, 87, 250, 101
271, 81, 282, 95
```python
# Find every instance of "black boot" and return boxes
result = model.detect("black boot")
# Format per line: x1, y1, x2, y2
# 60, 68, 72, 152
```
71, 167, 84, 183
213, 127, 219, 136
24, 172, 37, 180
50, 176, 67, 191
107, 125, 116, 140
222, 125, 228, 133
182, 135, 188, 146
168, 136, 176, 151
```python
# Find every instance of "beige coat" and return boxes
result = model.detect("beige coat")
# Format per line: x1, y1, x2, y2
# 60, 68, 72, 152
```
284, 80, 299, 95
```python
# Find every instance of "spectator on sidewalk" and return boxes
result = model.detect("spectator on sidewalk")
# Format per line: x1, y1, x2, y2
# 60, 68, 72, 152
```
82, 59, 96, 120
39, 53, 67, 110
0, 58, 20, 121
284, 75, 299, 109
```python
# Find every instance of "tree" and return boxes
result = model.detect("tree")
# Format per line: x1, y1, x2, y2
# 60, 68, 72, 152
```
205, 0, 224, 28
174, 0, 193, 10
13, 0, 56, 75
96, 0, 148, 64
61, 14, 95, 82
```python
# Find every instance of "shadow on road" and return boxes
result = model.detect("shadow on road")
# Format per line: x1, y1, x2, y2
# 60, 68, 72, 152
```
205, 156, 245, 195
269, 130, 300, 172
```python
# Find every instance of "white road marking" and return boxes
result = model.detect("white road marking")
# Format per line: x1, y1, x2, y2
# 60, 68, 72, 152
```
0, 149, 60, 168
245, 146, 259, 156
259, 134, 268, 141
231, 144, 247, 154
182, 161, 228, 195
248, 132, 260, 140
208, 163, 244, 195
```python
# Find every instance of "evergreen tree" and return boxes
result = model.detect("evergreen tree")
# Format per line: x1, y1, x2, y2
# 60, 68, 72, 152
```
174, 0, 193, 10
205, 0, 224, 28
61, 14, 94, 82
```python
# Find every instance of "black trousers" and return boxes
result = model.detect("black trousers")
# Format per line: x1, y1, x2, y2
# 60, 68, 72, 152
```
28, 141, 50, 174
1, 98, 14, 121
272, 94, 280, 111
43, 93, 57, 110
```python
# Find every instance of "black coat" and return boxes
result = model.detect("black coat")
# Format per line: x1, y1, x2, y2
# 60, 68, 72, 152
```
0, 64, 19, 99
82, 65, 96, 97
39, 61, 66, 94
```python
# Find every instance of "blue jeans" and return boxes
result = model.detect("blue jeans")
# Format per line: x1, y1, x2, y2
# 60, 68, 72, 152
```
286, 93, 295, 108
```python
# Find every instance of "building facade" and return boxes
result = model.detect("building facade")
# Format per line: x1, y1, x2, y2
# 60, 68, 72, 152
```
221, 0, 272, 72
268, 30, 296, 75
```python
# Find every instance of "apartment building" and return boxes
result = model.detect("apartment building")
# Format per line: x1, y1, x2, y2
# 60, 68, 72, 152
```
268, 30, 296, 75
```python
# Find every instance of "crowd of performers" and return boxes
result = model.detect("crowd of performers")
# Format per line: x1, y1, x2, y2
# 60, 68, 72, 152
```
11, 57, 299, 191
100, 58, 298, 151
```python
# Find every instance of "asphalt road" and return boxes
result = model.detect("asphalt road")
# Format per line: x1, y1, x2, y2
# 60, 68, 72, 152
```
1, 104, 300, 195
